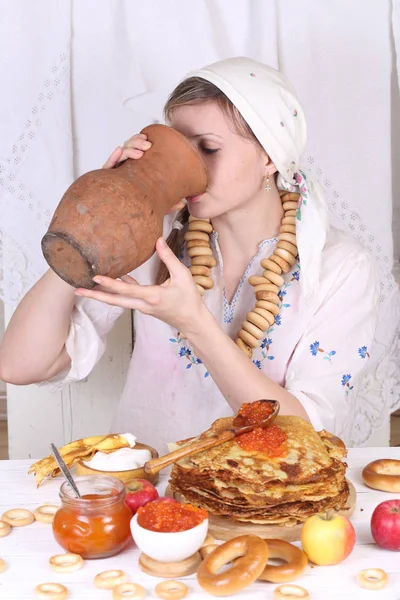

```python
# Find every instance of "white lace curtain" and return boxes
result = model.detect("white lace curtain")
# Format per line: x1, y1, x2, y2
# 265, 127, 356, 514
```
0, 0, 399, 444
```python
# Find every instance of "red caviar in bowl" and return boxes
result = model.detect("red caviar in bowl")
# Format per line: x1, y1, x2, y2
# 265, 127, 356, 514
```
137, 499, 208, 532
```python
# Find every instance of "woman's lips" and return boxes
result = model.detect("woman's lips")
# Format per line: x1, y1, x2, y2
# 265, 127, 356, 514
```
186, 194, 202, 203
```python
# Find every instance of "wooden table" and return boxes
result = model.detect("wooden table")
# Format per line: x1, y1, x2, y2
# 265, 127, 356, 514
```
1, 448, 400, 599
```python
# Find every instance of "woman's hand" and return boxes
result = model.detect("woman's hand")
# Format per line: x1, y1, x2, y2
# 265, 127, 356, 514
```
103, 133, 152, 168
75, 238, 204, 335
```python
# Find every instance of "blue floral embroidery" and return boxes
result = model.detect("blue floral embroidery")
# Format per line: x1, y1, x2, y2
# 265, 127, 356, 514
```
292, 270, 300, 281
274, 265, 300, 326
309, 341, 336, 362
341, 373, 354, 397
169, 334, 209, 378
358, 346, 370, 359
253, 338, 275, 369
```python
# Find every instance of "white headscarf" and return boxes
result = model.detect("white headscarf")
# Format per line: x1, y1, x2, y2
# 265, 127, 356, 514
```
186, 56, 329, 305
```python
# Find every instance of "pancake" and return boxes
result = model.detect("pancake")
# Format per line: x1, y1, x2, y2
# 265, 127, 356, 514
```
169, 415, 349, 526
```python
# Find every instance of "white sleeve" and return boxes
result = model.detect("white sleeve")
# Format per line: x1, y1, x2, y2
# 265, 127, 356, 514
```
38, 297, 125, 392
285, 248, 380, 436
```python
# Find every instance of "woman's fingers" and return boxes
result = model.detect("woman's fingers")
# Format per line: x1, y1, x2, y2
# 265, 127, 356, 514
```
75, 287, 149, 311
120, 274, 139, 284
78, 276, 160, 305
102, 134, 152, 169
123, 135, 152, 152
102, 146, 123, 169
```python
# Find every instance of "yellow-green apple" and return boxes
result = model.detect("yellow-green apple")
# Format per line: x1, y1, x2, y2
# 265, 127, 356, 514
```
125, 479, 159, 515
301, 512, 356, 565
371, 500, 400, 550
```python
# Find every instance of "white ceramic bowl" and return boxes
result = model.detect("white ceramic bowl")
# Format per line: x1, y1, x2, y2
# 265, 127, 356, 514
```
130, 513, 209, 562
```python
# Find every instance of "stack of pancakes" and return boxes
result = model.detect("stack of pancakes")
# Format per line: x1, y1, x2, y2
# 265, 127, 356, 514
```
169, 416, 349, 526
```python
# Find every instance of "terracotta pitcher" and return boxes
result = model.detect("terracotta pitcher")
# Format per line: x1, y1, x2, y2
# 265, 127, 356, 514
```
41, 124, 208, 288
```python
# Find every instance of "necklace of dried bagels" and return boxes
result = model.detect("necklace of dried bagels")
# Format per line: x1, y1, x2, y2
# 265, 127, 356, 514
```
183, 190, 299, 358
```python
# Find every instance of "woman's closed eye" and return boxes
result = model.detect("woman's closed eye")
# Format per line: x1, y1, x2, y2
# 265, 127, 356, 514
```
200, 146, 219, 155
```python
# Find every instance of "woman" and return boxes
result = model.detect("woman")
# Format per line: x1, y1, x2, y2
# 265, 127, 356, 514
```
0, 57, 379, 451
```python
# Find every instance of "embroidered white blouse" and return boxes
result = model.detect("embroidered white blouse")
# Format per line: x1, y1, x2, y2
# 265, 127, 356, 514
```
43, 222, 380, 453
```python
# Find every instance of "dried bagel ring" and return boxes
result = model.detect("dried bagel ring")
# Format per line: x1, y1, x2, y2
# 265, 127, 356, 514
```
193, 275, 214, 289
269, 254, 292, 273
252, 307, 275, 327
357, 568, 389, 590
0, 519, 11, 537
282, 201, 298, 211
253, 283, 280, 294
282, 216, 297, 225
94, 570, 128, 589
155, 580, 188, 600
256, 300, 280, 316
196, 284, 205, 296
247, 311, 271, 331
191, 255, 217, 268
237, 328, 260, 349
200, 543, 219, 559
0, 558, 7, 573
248, 275, 270, 286
202, 533, 215, 547
273, 584, 310, 599
242, 320, 265, 340
255, 290, 280, 303
280, 224, 297, 235
34, 583, 68, 600
260, 258, 282, 274
362, 459, 400, 492
184, 230, 210, 242
189, 216, 210, 222
2, 508, 34, 527
187, 246, 213, 258
278, 232, 297, 246
280, 192, 300, 202
186, 240, 210, 249
263, 270, 284, 287
258, 539, 308, 583
197, 534, 269, 596
276, 240, 298, 257
49, 553, 83, 573
274, 248, 297, 267
34, 505, 59, 524
284, 209, 297, 217
235, 338, 252, 358
113, 582, 147, 600
189, 265, 211, 277
188, 220, 213, 233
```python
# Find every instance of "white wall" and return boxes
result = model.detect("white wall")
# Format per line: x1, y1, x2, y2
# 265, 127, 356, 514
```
0, 301, 5, 396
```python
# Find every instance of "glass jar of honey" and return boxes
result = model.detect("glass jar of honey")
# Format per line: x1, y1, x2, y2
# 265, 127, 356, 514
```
52, 476, 132, 559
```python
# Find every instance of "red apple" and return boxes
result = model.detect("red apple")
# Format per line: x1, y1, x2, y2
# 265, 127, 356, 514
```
125, 478, 159, 515
371, 500, 400, 551
301, 512, 356, 565
156, 496, 179, 504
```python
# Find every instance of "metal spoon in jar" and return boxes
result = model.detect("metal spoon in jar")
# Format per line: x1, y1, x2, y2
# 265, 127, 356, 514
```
142, 399, 280, 476
50, 443, 82, 499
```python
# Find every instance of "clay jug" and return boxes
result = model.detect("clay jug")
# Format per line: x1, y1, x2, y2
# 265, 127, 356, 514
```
41, 124, 208, 288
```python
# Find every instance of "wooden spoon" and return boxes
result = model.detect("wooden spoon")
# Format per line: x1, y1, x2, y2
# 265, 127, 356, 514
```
142, 399, 279, 476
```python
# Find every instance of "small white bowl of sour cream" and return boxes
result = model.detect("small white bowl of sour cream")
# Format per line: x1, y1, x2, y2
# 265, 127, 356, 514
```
130, 513, 209, 562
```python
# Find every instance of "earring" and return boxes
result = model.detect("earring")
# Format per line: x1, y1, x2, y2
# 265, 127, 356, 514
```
265, 176, 271, 192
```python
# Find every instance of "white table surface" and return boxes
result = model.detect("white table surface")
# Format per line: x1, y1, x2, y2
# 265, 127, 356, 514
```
1, 448, 400, 599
